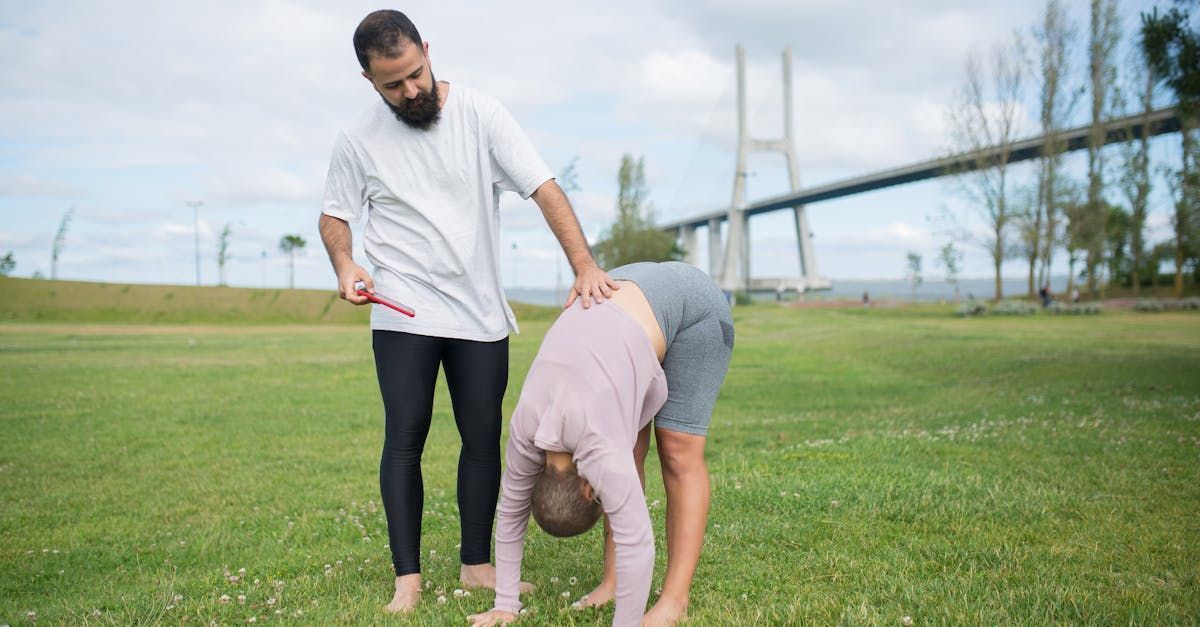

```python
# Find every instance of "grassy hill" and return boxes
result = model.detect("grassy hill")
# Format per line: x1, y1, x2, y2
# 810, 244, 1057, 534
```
0, 277, 557, 325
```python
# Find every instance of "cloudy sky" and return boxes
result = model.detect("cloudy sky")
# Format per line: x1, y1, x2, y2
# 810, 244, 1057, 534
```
0, 0, 1177, 292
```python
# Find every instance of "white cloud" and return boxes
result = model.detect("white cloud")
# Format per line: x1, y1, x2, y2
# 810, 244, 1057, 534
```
0, 175, 85, 198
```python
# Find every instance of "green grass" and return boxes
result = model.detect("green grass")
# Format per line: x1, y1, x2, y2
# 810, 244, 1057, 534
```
1, 288, 1198, 625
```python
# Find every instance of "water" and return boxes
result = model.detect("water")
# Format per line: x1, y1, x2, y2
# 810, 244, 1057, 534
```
504, 276, 1066, 307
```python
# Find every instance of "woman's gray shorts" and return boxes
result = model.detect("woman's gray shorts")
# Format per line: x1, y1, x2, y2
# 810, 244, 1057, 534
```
608, 261, 734, 436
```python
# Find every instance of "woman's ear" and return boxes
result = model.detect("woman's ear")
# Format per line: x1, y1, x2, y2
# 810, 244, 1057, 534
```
581, 482, 596, 503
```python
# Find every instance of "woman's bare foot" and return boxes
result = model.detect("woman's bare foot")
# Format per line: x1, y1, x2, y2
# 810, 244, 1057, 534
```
643, 598, 688, 626
460, 563, 535, 593
579, 579, 615, 608
385, 573, 421, 613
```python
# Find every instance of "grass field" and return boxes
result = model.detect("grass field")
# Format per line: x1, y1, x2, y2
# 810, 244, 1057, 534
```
1, 280, 1199, 625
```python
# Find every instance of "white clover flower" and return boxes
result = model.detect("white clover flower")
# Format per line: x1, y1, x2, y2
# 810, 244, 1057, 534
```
436, 595, 447, 605
275, 609, 283, 615
561, 591, 570, 598
430, 549, 436, 556
239, 567, 246, 574
253, 579, 259, 586
229, 575, 239, 583
274, 580, 284, 589
267, 597, 276, 606
26, 610, 37, 620
520, 608, 529, 615
570, 601, 583, 610
830, 500, 840, 508
779, 491, 787, 497
550, 576, 559, 584
220, 595, 232, 604
93, 609, 102, 617
173, 594, 183, 602
237, 595, 246, 604
166, 605, 175, 611
293, 610, 304, 617
247, 617, 256, 624
569, 577, 577, 585
453, 589, 466, 598
902, 616, 913, 626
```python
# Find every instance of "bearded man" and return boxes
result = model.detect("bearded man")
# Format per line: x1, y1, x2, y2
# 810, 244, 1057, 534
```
318, 9, 616, 612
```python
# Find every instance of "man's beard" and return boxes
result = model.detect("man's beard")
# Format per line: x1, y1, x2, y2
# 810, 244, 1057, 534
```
384, 75, 441, 130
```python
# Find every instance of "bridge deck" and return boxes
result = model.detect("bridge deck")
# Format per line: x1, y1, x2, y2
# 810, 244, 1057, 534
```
660, 107, 1180, 231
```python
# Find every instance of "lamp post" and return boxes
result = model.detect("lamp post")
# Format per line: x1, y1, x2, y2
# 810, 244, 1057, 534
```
186, 200, 203, 285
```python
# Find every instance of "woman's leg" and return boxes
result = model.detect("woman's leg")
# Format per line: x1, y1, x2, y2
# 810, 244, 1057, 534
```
373, 331, 443, 610
644, 428, 709, 625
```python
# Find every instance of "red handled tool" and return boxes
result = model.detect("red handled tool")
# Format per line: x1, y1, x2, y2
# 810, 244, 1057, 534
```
354, 281, 415, 317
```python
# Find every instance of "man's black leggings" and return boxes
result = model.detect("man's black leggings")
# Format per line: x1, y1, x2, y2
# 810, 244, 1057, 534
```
372, 330, 509, 577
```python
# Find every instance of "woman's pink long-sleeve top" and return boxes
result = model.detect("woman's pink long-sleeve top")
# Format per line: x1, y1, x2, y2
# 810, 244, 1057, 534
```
492, 302, 668, 626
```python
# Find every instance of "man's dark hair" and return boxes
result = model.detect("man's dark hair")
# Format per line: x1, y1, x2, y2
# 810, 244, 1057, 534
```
353, 10, 422, 72
531, 464, 602, 538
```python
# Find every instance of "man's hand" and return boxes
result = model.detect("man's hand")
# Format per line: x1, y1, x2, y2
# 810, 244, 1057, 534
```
336, 264, 374, 305
566, 263, 620, 309
467, 609, 517, 626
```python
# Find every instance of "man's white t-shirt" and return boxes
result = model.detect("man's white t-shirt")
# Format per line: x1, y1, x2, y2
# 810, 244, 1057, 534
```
322, 83, 553, 341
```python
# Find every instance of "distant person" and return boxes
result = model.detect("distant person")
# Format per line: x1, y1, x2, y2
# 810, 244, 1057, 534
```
469, 261, 735, 627
317, 10, 616, 613
862, 291, 870, 308
1071, 287, 1081, 303
1039, 283, 1051, 308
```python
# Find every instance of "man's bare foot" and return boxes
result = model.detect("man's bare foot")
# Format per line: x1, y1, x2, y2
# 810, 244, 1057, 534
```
385, 573, 421, 613
643, 599, 688, 626
459, 563, 535, 593
579, 579, 615, 608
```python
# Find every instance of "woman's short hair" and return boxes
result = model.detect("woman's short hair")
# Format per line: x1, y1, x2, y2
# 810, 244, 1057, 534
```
531, 464, 602, 537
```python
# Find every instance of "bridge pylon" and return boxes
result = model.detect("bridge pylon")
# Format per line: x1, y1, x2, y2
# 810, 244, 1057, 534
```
713, 45, 827, 293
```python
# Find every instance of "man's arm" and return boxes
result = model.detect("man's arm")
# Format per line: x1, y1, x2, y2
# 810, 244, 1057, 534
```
318, 213, 372, 305
530, 180, 620, 309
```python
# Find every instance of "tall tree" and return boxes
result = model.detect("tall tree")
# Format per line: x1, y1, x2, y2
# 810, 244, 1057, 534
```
1142, 0, 1200, 296
51, 206, 74, 280
0, 252, 14, 277
1032, 0, 1079, 292
1013, 184, 1042, 296
939, 242, 964, 301
279, 234, 306, 289
905, 251, 924, 300
1115, 43, 1157, 294
1105, 202, 1133, 285
948, 37, 1026, 300
592, 155, 682, 269
1083, 0, 1121, 296
217, 223, 233, 287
